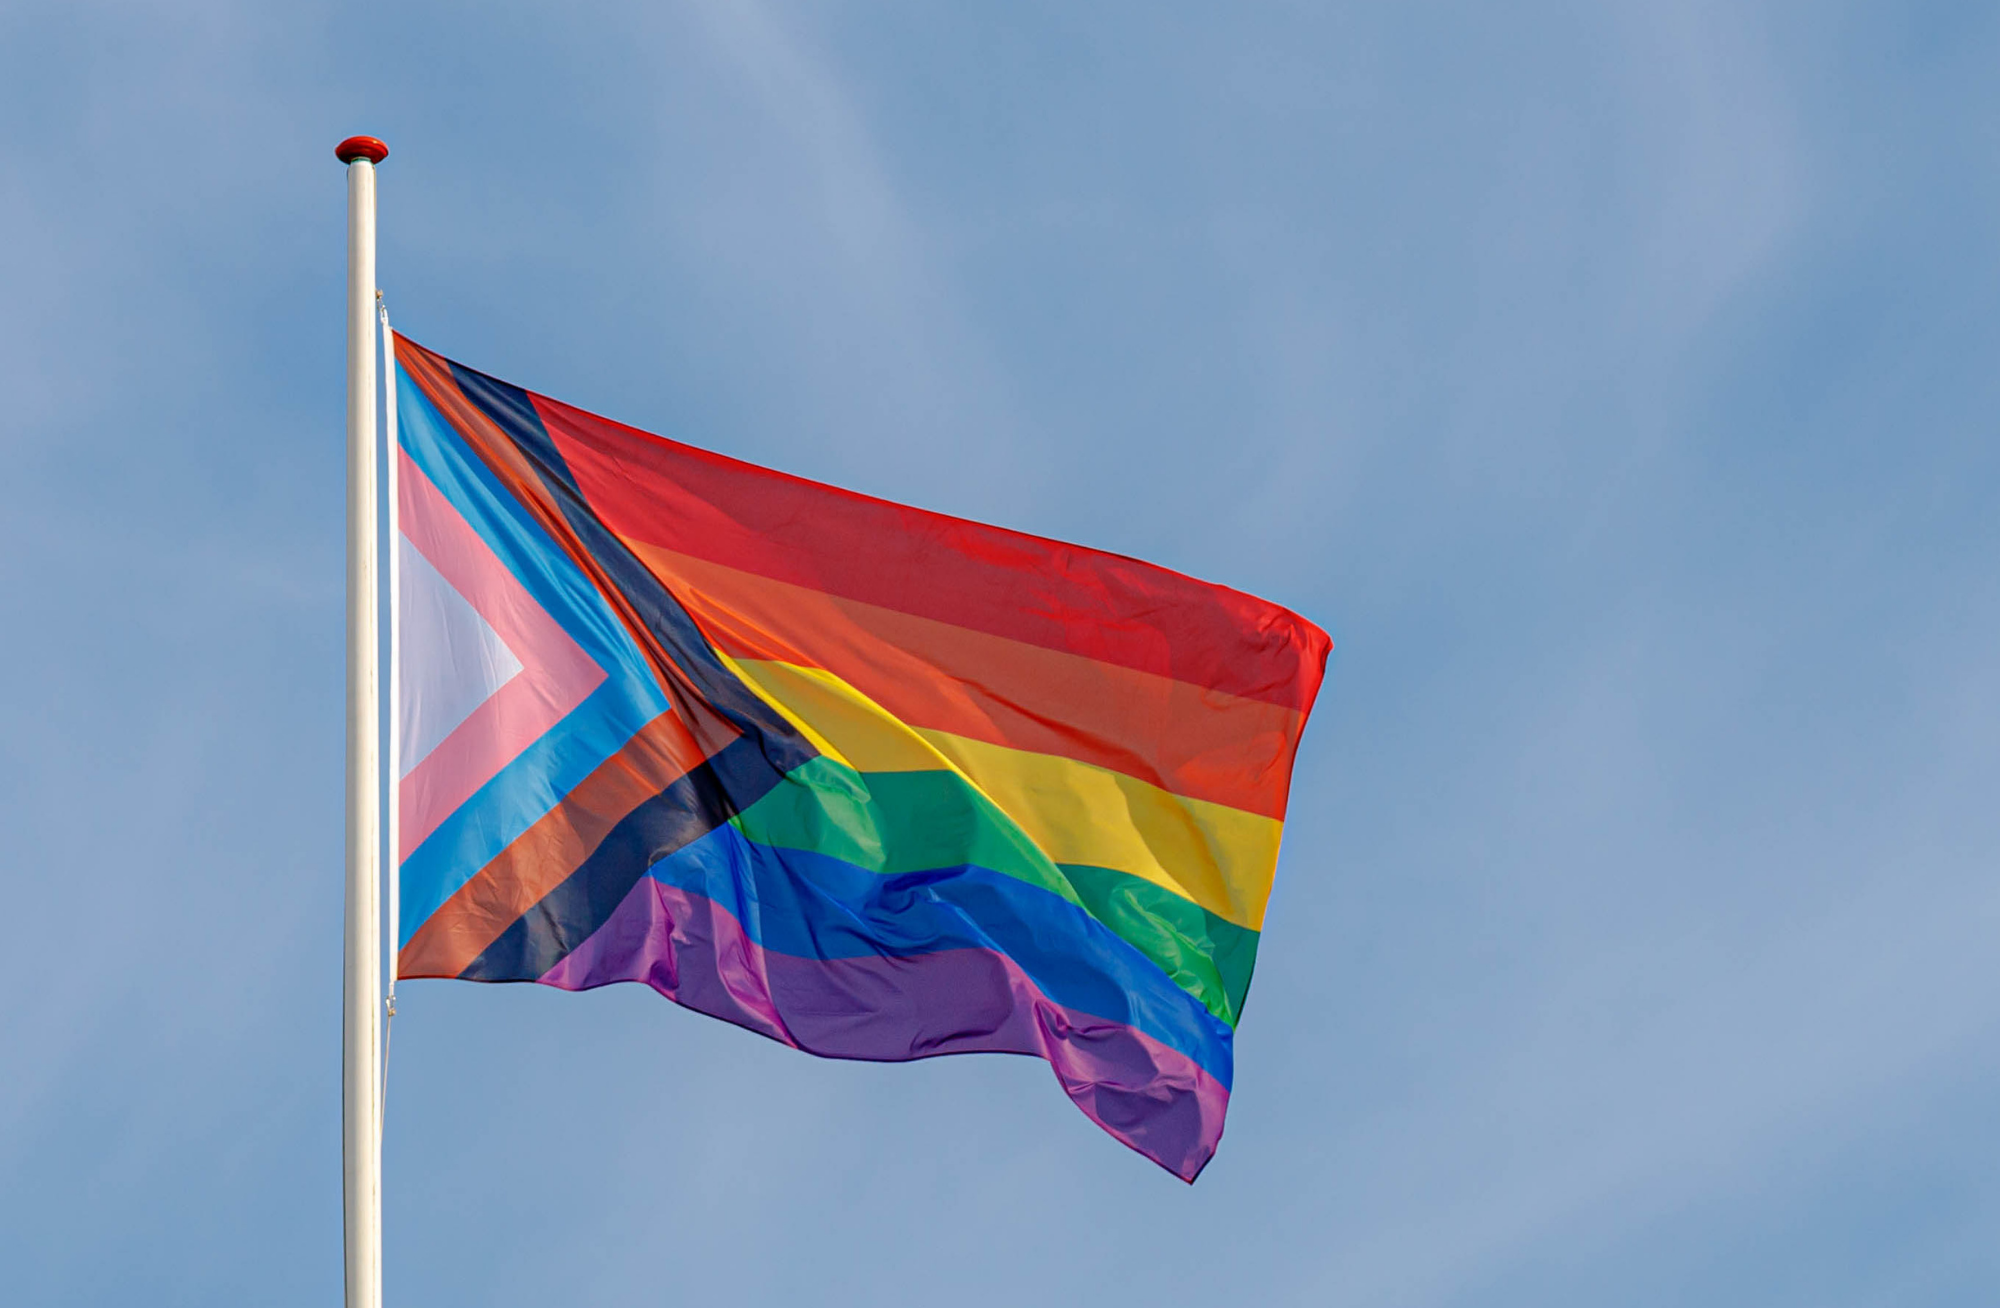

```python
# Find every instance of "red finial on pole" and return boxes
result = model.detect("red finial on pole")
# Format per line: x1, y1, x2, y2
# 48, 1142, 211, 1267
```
336, 136, 390, 165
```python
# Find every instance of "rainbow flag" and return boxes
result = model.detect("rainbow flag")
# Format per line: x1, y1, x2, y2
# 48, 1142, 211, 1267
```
390, 335, 1330, 1180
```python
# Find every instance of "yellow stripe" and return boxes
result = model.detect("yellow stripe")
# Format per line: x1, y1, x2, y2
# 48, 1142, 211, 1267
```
731, 657, 1283, 930
715, 651, 872, 770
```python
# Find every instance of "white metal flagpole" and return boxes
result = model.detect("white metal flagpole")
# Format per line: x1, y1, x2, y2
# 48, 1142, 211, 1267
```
338, 132, 388, 1308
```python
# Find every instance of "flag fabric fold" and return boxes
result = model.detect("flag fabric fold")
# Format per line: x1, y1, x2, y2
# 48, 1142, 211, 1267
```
389, 334, 1330, 1180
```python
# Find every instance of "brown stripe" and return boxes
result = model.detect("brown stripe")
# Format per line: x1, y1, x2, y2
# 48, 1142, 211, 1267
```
398, 709, 707, 979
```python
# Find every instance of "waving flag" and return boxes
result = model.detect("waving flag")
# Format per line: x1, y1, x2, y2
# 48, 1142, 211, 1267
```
389, 334, 1329, 1180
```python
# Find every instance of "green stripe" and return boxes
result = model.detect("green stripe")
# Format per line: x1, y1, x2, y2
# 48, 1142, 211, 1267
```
1057, 864, 1260, 1028
730, 757, 1253, 1027
732, 757, 1078, 901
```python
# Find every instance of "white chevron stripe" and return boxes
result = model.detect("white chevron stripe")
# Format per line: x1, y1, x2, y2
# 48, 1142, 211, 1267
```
396, 532, 523, 778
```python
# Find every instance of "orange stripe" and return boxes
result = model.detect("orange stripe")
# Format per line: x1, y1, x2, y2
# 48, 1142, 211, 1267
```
627, 542, 1305, 819
398, 709, 706, 979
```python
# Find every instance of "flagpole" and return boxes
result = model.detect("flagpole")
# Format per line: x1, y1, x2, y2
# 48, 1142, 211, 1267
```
338, 132, 388, 1308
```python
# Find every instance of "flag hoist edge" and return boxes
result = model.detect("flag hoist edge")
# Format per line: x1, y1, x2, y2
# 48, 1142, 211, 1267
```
388, 334, 1331, 1181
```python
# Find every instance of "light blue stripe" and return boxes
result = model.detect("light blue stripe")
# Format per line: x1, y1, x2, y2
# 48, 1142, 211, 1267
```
395, 367, 672, 945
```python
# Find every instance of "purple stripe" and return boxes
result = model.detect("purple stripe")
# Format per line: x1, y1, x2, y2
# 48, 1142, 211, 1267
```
539, 875, 1228, 1181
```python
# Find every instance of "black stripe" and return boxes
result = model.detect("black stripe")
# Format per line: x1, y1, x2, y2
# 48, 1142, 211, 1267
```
461, 735, 785, 980
446, 359, 816, 777
428, 355, 820, 978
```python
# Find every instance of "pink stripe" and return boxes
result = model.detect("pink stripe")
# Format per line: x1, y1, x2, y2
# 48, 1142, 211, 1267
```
540, 876, 1229, 1181
397, 450, 608, 856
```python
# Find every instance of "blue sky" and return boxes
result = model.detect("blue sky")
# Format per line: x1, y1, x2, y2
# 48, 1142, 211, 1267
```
4, 2, 1998, 1304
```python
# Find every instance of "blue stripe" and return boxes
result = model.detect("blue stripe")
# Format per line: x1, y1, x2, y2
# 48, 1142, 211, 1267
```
641, 822, 1236, 1086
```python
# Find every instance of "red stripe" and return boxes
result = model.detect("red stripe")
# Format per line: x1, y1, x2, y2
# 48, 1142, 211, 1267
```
633, 541, 1304, 818
531, 393, 1330, 710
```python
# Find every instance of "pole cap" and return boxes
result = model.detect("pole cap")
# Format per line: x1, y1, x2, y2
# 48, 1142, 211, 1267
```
335, 136, 390, 165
